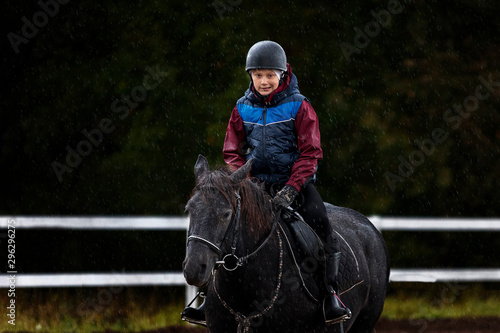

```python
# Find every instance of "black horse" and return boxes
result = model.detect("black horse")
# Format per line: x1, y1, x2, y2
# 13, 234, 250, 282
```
183, 155, 390, 332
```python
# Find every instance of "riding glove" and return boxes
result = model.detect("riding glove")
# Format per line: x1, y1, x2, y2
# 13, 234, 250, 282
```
272, 185, 298, 209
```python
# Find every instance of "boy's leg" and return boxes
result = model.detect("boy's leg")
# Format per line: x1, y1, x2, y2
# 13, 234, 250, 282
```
296, 183, 351, 324
295, 182, 331, 240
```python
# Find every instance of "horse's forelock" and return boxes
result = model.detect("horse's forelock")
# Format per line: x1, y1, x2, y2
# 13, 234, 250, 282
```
191, 165, 273, 238
192, 166, 236, 207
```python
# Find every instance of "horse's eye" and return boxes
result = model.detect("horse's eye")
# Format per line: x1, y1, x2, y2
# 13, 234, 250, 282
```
223, 211, 232, 220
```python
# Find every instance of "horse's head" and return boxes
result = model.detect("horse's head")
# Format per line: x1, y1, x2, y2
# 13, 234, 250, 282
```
182, 155, 255, 287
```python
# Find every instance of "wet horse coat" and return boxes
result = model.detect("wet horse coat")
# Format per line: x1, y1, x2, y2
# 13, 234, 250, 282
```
183, 155, 390, 332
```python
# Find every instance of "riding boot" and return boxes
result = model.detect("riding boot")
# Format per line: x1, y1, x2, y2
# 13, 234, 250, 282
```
181, 299, 207, 327
323, 238, 351, 324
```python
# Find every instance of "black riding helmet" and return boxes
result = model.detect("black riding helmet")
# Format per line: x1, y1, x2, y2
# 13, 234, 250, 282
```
245, 40, 287, 72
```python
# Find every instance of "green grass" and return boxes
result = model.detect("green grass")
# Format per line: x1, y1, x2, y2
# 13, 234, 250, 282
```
381, 283, 500, 320
1, 303, 184, 333
1, 284, 499, 331
0, 287, 189, 332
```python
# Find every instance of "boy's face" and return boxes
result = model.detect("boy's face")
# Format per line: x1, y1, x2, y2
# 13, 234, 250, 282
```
251, 69, 280, 96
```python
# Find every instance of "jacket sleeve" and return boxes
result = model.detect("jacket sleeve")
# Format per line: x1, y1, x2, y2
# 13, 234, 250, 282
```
223, 105, 246, 168
286, 100, 323, 191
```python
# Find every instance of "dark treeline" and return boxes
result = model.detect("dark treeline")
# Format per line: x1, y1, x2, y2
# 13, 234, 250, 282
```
1, 1, 499, 268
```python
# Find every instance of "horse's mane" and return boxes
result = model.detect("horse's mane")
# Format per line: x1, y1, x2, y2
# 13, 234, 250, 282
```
192, 165, 274, 239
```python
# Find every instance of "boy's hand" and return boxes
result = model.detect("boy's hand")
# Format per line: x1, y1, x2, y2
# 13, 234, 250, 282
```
272, 185, 298, 210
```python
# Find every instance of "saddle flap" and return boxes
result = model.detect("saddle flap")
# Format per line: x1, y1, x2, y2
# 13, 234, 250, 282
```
281, 209, 325, 269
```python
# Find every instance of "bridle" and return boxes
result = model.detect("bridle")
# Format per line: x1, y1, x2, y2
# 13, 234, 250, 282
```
186, 188, 284, 332
186, 190, 278, 271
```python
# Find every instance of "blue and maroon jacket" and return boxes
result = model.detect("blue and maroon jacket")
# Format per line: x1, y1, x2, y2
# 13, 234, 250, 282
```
223, 64, 323, 191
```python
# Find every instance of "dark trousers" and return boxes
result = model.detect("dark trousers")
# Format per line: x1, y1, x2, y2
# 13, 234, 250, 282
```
295, 182, 334, 245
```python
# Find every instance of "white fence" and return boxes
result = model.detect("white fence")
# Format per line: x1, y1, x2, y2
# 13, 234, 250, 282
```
1, 216, 500, 302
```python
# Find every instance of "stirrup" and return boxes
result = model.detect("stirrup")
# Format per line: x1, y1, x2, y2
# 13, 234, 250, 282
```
181, 308, 207, 327
181, 292, 207, 327
323, 292, 352, 325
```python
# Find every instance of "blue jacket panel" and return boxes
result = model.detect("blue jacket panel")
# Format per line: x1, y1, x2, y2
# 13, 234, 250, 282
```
236, 74, 306, 184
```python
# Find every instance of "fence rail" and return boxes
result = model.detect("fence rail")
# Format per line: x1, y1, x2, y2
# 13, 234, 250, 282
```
5, 216, 500, 231
2, 216, 499, 302
0, 272, 186, 288
2, 268, 500, 288
369, 216, 500, 231
1, 216, 189, 230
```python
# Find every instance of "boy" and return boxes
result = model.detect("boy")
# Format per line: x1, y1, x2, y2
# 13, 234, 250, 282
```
182, 40, 350, 326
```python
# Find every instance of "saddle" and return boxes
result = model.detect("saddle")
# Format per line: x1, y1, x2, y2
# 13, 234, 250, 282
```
279, 207, 327, 301
269, 183, 325, 267
279, 208, 363, 302
281, 208, 324, 263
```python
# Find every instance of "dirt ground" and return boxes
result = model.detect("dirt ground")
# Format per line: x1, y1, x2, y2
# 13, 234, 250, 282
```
132, 317, 500, 333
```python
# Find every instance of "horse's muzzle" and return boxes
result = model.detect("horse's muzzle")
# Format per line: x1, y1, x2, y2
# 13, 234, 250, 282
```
183, 263, 209, 287
182, 248, 216, 287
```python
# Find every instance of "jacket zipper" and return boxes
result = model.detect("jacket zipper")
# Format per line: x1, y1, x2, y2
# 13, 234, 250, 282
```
262, 106, 267, 160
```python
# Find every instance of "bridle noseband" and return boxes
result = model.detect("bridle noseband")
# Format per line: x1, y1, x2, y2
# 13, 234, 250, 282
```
187, 190, 278, 271
186, 235, 222, 254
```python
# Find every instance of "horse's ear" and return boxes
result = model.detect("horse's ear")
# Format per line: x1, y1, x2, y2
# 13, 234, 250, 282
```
194, 155, 210, 183
230, 159, 252, 184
